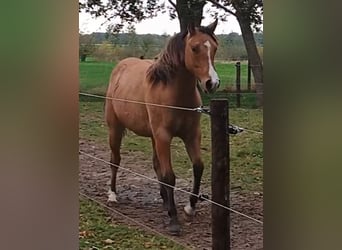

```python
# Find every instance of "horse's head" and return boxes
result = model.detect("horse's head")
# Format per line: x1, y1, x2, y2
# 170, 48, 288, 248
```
184, 20, 220, 93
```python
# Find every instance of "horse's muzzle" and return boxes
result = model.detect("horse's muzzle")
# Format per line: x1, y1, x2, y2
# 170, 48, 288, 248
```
205, 79, 220, 93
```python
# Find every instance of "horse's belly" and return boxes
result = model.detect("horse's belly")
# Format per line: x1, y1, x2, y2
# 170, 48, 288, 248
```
115, 107, 152, 137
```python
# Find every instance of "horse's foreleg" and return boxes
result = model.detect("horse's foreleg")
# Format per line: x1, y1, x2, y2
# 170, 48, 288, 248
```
153, 134, 181, 235
183, 132, 204, 217
152, 139, 167, 210
107, 126, 124, 203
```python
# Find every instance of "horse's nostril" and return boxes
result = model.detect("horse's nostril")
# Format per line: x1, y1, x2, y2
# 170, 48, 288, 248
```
205, 80, 212, 90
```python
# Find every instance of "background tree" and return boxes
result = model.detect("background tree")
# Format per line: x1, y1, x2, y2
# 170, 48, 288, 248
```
126, 24, 139, 57
80, 0, 263, 105
79, 33, 95, 62
141, 34, 155, 58
79, 0, 208, 33
168, 0, 206, 31
208, 0, 263, 106
79, 0, 165, 33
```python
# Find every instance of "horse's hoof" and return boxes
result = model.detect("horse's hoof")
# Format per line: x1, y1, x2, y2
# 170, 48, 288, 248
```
107, 190, 118, 203
168, 223, 181, 236
184, 203, 196, 217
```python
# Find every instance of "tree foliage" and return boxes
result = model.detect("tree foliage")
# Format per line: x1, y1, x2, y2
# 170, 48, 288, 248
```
79, 33, 96, 61
80, 0, 262, 31
80, 0, 264, 106
207, 0, 263, 31
80, 31, 262, 62
79, 0, 165, 32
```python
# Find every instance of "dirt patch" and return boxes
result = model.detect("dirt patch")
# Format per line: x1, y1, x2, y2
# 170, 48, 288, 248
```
79, 139, 263, 249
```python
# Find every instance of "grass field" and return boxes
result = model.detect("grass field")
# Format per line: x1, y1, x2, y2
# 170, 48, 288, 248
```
79, 59, 257, 108
79, 59, 252, 95
79, 59, 262, 249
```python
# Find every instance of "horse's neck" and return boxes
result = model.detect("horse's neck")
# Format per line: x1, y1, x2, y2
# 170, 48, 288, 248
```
173, 68, 197, 93
171, 68, 201, 105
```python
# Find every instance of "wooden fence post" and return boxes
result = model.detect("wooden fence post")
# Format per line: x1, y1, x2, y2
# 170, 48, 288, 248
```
210, 99, 230, 250
235, 62, 241, 108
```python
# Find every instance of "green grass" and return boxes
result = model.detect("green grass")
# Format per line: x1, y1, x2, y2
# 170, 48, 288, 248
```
214, 61, 251, 90
79, 61, 116, 94
79, 59, 256, 108
79, 197, 185, 250
79, 60, 253, 95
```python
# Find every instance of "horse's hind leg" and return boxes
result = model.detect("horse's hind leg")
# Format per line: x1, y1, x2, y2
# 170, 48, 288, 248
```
153, 133, 181, 235
152, 138, 167, 210
182, 131, 204, 216
107, 124, 124, 203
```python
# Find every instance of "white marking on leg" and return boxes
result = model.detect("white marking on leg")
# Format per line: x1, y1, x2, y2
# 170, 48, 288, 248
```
204, 40, 220, 89
184, 203, 196, 216
107, 190, 118, 202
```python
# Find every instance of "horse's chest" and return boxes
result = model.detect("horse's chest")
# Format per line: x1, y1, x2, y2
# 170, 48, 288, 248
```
169, 112, 200, 136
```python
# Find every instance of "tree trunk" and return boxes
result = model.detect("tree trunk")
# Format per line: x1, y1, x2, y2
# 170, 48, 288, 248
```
80, 54, 87, 62
176, 0, 206, 32
237, 14, 263, 107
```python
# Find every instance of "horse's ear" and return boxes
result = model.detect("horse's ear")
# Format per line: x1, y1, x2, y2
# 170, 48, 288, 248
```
187, 22, 196, 36
206, 19, 218, 34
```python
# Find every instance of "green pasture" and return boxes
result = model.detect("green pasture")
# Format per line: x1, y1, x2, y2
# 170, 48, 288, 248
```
79, 59, 257, 108
79, 59, 252, 95
79, 59, 262, 249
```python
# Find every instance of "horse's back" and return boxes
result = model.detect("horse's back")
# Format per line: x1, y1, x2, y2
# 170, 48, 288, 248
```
105, 57, 154, 137
107, 57, 153, 94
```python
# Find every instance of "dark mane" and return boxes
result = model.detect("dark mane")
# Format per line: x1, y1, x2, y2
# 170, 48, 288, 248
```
146, 32, 187, 85
146, 27, 217, 85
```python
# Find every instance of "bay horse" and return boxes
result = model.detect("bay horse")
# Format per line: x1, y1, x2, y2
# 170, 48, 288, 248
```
104, 20, 220, 235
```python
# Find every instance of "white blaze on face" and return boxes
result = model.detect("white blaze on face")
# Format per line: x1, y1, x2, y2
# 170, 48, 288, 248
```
204, 40, 220, 89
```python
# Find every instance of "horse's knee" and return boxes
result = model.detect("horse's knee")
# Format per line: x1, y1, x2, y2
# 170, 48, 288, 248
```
161, 172, 176, 186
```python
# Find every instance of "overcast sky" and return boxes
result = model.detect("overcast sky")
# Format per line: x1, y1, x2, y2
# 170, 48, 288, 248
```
79, 9, 242, 35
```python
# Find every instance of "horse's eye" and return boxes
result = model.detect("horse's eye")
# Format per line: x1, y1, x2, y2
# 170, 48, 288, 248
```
191, 45, 200, 53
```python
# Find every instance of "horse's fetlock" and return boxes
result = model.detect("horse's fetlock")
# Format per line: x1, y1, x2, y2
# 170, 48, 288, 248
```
107, 190, 118, 202
184, 203, 196, 216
